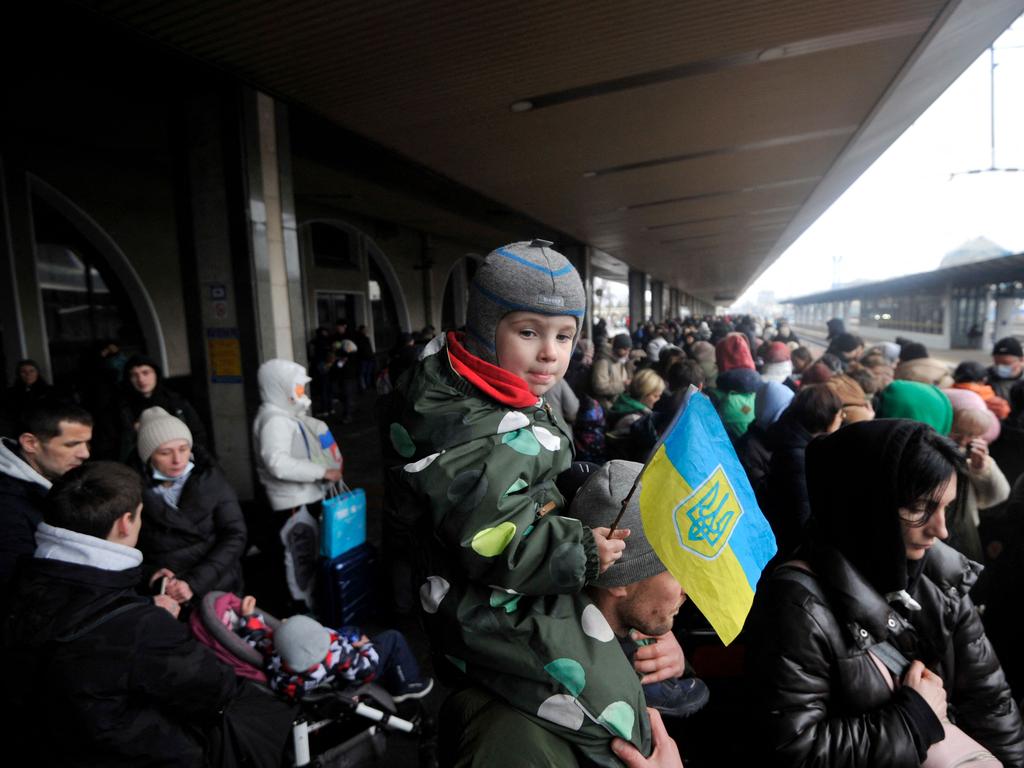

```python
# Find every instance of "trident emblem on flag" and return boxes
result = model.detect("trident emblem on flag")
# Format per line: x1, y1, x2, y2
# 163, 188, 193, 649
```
672, 465, 744, 560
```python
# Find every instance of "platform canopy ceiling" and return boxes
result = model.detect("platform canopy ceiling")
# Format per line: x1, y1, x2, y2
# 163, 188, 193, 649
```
84, 0, 1023, 304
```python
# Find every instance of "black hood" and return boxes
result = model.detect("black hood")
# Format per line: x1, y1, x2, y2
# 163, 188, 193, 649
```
805, 419, 932, 595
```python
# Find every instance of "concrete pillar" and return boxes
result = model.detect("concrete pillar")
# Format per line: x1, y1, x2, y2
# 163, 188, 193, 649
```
627, 268, 646, 333
244, 91, 306, 364
178, 87, 258, 499
995, 296, 1018, 340
651, 279, 664, 322
582, 247, 595, 340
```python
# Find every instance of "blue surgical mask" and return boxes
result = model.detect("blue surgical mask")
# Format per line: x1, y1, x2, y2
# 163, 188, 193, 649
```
994, 364, 1016, 379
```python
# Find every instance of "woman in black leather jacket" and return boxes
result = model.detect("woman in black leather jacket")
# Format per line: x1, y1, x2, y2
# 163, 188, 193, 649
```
746, 419, 1024, 768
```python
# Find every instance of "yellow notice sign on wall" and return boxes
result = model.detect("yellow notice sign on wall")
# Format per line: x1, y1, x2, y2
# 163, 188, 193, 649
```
207, 328, 242, 383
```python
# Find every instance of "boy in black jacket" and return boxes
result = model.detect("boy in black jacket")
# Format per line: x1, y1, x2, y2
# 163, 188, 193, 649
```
2, 461, 269, 767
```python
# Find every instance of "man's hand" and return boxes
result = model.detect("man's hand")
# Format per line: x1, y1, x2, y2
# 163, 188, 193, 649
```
632, 630, 686, 685
153, 594, 180, 619
592, 527, 630, 573
324, 468, 343, 483
611, 708, 684, 768
903, 660, 947, 721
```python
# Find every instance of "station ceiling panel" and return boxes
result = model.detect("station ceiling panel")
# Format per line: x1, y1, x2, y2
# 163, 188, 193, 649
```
84, 0, 1024, 303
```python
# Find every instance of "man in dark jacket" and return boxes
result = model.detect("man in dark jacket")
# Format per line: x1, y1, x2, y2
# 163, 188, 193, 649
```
102, 354, 208, 462
3, 461, 241, 766
0, 402, 92, 596
989, 336, 1024, 401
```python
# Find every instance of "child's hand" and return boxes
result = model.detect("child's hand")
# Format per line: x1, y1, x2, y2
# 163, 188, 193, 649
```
592, 527, 630, 573
241, 595, 257, 615
352, 635, 370, 648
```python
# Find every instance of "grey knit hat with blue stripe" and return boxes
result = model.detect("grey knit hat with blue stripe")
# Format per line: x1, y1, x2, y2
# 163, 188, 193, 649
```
465, 239, 586, 364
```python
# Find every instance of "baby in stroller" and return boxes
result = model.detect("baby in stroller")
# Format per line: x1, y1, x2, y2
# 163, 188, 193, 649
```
192, 592, 432, 702
191, 592, 436, 767
231, 595, 433, 702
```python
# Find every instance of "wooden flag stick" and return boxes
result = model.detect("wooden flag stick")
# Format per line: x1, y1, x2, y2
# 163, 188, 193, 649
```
607, 472, 642, 535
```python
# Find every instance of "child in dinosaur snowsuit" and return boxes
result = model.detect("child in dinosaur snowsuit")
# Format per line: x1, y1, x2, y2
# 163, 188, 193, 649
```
388, 240, 652, 766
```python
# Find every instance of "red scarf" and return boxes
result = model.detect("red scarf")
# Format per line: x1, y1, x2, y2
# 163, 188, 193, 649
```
446, 331, 538, 408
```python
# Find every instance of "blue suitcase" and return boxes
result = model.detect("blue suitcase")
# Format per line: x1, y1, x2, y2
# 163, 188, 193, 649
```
318, 543, 376, 628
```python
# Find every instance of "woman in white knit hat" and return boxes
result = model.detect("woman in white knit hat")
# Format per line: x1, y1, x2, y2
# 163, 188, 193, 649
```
136, 406, 246, 604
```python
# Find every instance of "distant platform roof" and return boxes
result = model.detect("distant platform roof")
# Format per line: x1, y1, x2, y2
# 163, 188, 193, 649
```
785, 252, 1024, 304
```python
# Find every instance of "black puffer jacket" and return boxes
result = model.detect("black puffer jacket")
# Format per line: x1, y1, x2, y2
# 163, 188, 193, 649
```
747, 420, 1024, 768
4, 557, 237, 766
138, 462, 246, 596
761, 414, 814, 561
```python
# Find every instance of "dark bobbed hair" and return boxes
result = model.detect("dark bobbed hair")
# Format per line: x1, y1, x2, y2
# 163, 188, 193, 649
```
666, 360, 705, 392
895, 429, 966, 528
46, 462, 142, 539
19, 402, 93, 442
788, 384, 842, 435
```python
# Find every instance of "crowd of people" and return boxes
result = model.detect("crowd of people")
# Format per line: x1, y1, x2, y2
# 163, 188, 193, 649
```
3, 236, 1024, 767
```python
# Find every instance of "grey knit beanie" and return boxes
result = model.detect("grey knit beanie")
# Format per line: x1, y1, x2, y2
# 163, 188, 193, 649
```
465, 239, 586, 364
568, 460, 666, 588
275, 615, 330, 672
137, 407, 193, 462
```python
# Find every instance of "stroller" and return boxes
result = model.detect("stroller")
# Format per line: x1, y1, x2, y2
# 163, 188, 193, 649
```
192, 591, 427, 767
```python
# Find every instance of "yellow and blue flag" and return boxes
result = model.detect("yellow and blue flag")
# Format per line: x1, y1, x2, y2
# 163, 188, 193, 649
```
639, 387, 776, 645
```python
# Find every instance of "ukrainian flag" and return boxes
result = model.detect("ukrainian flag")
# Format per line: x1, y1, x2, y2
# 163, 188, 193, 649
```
639, 388, 776, 645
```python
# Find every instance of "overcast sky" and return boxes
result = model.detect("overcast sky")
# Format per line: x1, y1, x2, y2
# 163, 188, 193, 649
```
736, 18, 1024, 306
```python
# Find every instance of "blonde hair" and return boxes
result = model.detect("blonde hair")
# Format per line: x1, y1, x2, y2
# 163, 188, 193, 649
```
629, 368, 665, 401
827, 374, 867, 407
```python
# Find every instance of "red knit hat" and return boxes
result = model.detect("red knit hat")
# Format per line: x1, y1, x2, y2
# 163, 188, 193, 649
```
715, 333, 755, 372
764, 342, 791, 364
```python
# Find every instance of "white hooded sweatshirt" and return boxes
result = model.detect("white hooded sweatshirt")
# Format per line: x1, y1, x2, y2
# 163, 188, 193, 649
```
252, 359, 330, 511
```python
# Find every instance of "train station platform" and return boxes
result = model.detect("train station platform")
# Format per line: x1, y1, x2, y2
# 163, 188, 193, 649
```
792, 324, 995, 367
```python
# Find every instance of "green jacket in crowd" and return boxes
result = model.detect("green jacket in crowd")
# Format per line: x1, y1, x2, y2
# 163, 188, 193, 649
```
388, 337, 651, 766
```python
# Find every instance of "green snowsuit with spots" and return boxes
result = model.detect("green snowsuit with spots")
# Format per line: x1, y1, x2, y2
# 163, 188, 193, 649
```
389, 340, 651, 766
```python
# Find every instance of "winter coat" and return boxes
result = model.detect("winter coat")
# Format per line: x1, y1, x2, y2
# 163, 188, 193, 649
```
760, 415, 814, 560
545, 377, 580, 425
591, 347, 630, 410
139, 462, 247, 596
645, 336, 668, 363
747, 420, 1024, 768
895, 357, 954, 389
389, 334, 650, 766
736, 424, 772, 495
748, 544, 1024, 767
253, 359, 331, 511
3, 528, 238, 767
954, 381, 1011, 421
115, 382, 206, 462
989, 366, 1024, 402
948, 456, 1010, 562
0, 438, 51, 594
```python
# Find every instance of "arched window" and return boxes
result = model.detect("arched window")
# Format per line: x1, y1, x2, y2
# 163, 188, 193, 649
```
32, 194, 145, 393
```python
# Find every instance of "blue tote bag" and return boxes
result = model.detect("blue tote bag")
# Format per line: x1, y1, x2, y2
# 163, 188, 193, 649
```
320, 481, 367, 558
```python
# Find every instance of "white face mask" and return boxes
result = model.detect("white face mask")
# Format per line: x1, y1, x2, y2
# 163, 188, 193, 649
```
152, 460, 194, 482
